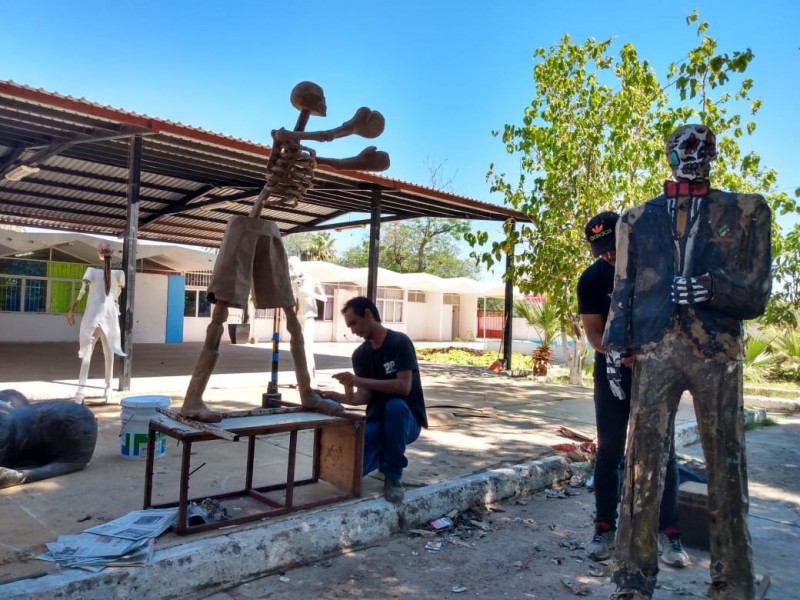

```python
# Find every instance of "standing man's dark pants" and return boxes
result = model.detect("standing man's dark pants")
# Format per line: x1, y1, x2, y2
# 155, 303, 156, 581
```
593, 364, 679, 531
614, 333, 753, 599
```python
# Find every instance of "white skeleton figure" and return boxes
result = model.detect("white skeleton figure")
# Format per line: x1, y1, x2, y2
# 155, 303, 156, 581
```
66, 243, 126, 404
289, 256, 328, 387
180, 81, 389, 423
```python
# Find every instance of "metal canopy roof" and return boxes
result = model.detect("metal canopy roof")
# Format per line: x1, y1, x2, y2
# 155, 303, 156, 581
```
0, 81, 526, 249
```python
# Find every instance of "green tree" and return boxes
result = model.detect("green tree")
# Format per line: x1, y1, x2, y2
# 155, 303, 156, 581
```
283, 231, 337, 262
340, 158, 478, 277
467, 10, 799, 384
340, 219, 478, 277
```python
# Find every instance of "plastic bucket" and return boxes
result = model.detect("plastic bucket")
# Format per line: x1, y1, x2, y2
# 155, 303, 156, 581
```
120, 395, 171, 459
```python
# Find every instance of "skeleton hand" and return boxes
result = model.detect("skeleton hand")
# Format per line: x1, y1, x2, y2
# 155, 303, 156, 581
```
606, 351, 626, 400
671, 273, 713, 305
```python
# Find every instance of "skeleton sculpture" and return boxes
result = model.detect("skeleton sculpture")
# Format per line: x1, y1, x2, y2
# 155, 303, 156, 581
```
604, 124, 771, 599
181, 82, 389, 422
0, 389, 98, 488
67, 243, 126, 404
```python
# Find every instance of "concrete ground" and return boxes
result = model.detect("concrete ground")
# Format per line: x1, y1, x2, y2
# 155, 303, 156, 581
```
0, 340, 797, 599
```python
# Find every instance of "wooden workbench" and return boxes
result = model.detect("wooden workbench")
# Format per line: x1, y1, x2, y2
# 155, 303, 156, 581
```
143, 408, 364, 535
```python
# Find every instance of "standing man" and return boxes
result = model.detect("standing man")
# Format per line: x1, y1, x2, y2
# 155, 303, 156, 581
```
319, 296, 427, 503
604, 124, 772, 599
578, 212, 689, 567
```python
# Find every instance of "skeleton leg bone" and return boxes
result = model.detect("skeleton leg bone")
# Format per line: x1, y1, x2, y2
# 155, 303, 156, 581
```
284, 307, 343, 415
181, 302, 228, 423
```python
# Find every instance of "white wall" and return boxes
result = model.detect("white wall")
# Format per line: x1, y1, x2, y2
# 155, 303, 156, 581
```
1, 313, 76, 342
424, 291, 444, 341
0, 272, 168, 344
406, 300, 427, 340
459, 295, 479, 340
131, 273, 167, 343
183, 317, 211, 342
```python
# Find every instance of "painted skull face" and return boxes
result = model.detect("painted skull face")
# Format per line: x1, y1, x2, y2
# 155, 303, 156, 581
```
665, 124, 717, 181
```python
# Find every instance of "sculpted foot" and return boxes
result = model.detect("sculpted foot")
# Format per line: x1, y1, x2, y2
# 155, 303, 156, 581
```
180, 402, 222, 423
304, 391, 344, 415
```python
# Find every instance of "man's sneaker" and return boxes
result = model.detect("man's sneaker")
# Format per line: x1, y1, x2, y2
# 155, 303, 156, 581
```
611, 589, 651, 600
658, 530, 691, 568
585, 527, 615, 561
383, 478, 404, 503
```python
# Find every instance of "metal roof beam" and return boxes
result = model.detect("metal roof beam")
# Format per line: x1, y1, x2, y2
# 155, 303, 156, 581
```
2, 127, 154, 177
138, 184, 219, 225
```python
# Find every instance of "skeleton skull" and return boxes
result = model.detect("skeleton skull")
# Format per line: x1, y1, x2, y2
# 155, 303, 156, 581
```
290, 82, 327, 117
665, 124, 717, 181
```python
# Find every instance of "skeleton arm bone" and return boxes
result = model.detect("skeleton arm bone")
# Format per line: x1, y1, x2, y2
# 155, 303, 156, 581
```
272, 107, 385, 144
316, 147, 390, 172
66, 280, 89, 326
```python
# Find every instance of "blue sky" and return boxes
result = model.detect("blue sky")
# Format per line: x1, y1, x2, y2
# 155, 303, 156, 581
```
1, 1, 797, 273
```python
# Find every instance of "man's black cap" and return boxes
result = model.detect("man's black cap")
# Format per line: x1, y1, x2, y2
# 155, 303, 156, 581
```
584, 211, 619, 257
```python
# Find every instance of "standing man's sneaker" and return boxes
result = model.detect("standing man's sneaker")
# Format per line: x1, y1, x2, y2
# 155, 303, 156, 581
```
384, 478, 404, 503
585, 525, 616, 560
658, 530, 691, 567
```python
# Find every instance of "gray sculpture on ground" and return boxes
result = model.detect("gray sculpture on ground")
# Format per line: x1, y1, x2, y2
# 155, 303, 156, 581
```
0, 389, 98, 489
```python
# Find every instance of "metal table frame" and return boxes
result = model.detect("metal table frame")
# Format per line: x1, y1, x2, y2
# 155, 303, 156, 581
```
143, 408, 364, 535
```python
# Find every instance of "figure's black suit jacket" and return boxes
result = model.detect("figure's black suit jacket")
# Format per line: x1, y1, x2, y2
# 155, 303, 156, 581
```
603, 190, 771, 361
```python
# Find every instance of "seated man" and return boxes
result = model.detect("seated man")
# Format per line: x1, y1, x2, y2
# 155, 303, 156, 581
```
319, 296, 427, 503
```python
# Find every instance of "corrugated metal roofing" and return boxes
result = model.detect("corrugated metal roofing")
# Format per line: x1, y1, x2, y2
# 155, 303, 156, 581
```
0, 81, 527, 249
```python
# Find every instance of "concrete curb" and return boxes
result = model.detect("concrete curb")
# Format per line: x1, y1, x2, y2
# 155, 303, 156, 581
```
675, 406, 774, 451
1, 456, 571, 600
745, 395, 800, 414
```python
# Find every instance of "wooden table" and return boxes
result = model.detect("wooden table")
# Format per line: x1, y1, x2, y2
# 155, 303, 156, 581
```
143, 408, 364, 535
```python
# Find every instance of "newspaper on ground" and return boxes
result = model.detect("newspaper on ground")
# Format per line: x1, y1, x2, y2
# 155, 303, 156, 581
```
36, 508, 177, 571
83, 508, 177, 540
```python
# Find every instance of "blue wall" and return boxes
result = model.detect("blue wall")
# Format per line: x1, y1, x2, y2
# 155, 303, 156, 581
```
165, 274, 185, 343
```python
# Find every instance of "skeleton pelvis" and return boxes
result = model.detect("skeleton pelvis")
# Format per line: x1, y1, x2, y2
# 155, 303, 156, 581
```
207, 215, 294, 309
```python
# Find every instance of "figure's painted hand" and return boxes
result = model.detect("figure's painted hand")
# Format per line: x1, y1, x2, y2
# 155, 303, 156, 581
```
606, 351, 626, 400
671, 273, 713, 305
66, 311, 76, 326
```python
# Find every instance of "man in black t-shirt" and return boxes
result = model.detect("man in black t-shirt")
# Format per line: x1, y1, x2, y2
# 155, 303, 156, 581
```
577, 212, 688, 567
318, 296, 427, 503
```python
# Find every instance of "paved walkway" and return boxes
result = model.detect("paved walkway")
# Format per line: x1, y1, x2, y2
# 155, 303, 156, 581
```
0, 341, 785, 598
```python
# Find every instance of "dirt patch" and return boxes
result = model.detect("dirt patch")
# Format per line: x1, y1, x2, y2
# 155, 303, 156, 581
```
216, 486, 715, 600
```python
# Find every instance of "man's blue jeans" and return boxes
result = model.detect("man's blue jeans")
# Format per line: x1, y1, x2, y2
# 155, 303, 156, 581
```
363, 398, 421, 481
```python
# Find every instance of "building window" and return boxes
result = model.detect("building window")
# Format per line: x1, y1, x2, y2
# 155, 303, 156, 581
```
0, 276, 47, 312
185, 271, 213, 287
443, 293, 460, 305
377, 287, 404, 323
0, 258, 86, 314
184, 289, 211, 317
23, 278, 47, 312
408, 290, 426, 303
320, 284, 335, 321
0, 276, 21, 311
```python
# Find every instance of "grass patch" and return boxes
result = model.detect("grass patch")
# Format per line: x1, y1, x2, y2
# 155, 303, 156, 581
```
416, 347, 532, 371
745, 416, 780, 431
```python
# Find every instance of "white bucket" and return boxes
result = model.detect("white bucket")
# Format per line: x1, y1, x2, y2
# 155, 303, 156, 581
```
120, 395, 171, 459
